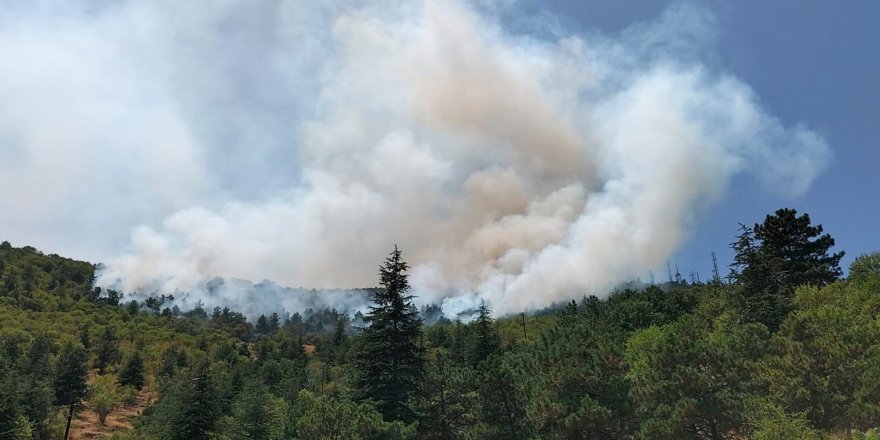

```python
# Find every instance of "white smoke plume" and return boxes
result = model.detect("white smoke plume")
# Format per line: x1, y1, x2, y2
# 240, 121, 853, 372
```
1, 1, 830, 317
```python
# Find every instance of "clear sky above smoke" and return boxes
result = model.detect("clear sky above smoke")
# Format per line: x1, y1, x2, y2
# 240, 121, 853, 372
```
531, 0, 879, 281
1, 0, 876, 315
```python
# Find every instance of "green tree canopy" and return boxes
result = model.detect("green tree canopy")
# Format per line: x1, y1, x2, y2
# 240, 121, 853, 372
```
54, 343, 88, 407
354, 246, 425, 423
94, 325, 121, 374
730, 208, 843, 329
119, 350, 145, 391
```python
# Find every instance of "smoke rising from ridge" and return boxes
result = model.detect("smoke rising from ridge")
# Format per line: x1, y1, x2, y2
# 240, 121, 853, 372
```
0, 1, 830, 316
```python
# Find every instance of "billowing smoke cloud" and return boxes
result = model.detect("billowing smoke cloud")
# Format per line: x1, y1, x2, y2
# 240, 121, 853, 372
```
1, 1, 829, 317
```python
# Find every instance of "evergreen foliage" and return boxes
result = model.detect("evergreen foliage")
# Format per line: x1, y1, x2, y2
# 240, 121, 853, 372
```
466, 301, 501, 367
170, 360, 218, 440
0, 208, 875, 439
54, 344, 88, 407
119, 350, 145, 390
730, 208, 843, 329
354, 246, 425, 423
413, 352, 480, 439
94, 325, 121, 374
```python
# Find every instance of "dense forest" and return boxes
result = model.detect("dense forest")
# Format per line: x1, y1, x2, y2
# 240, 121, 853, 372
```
1, 208, 878, 439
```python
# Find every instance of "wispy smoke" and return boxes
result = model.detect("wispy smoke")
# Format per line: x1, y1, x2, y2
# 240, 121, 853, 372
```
1, 1, 830, 316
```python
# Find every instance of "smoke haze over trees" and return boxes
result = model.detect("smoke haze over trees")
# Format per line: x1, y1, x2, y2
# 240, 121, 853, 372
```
0, 1, 831, 316
1, 207, 877, 438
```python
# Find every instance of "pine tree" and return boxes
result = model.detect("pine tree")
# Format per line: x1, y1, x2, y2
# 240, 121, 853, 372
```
55, 343, 88, 440
355, 245, 425, 422
173, 360, 218, 440
730, 208, 844, 329
269, 313, 280, 333
0, 358, 23, 440
22, 334, 55, 439
217, 380, 278, 440
467, 301, 501, 368
256, 315, 270, 336
94, 325, 121, 374
479, 355, 531, 440
119, 351, 145, 390
414, 353, 480, 439
78, 322, 91, 349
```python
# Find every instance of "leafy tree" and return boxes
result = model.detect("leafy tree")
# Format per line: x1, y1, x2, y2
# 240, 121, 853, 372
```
849, 251, 880, 291
290, 390, 414, 440
90, 375, 120, 425
94, 325, 121, 374
759, 274, 880, 432
354, 246, 425, 422
730, 208, 843, 329
120, 385, 139, 408
119, 350, 145, 390
626, 316, 768, 439
744, 399, 823, 440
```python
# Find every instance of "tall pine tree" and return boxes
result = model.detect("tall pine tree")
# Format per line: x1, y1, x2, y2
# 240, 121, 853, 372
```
730, 208, 843, 329
119, 351, 145, 390
355, 245, 424, 423
55, 343, 88, 440
467, 301, 501, 368
94, 325, 121, 374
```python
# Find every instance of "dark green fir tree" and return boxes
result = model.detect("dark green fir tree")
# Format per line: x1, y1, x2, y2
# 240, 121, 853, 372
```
355, 245, 425, 423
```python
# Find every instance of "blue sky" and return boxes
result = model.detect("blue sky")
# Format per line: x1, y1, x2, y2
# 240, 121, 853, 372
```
534, 0, 880, 278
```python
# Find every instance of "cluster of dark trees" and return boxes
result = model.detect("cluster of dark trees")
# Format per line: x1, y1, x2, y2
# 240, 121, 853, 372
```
0, 208, 879, 439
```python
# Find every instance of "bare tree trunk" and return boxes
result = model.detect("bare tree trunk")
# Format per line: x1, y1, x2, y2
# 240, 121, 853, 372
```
64, 403, 75, 440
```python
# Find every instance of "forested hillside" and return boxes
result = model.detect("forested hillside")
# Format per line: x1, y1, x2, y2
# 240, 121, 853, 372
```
1, 209, 879, 439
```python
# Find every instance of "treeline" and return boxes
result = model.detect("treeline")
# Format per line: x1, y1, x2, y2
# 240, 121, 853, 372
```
0, 208, 879, 439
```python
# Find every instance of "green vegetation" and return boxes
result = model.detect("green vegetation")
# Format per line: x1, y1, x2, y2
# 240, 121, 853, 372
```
353, 245, 425, 423
0, 208, 877, 439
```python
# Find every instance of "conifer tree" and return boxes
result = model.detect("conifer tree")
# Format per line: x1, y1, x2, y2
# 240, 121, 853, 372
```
94, 325, 121, 374
55, 344, 88, 440
173, 360, 218, 440
119, 351, 145, 390
730, 208, 843, 329
414, 352, 480, 439
22, 334, 54, 439
216, 380, 279, 440
479, 355, 531, 440
467, 301, 501, 368
256, 315, 270, 335
355, 245, 425, 422
0, 358, 23, 440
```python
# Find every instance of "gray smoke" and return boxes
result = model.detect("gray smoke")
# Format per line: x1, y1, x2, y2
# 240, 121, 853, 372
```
0, 1, 830, 317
